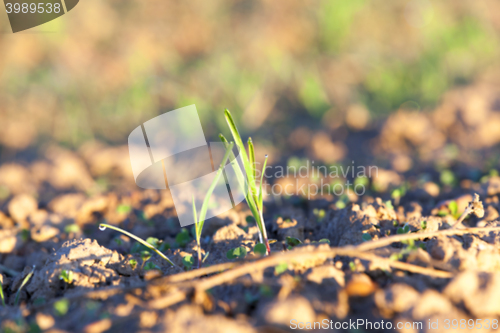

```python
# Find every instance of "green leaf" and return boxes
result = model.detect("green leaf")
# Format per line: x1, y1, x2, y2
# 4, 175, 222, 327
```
389, 254, 400, 261
248, 137, 256, 182
349, 261, 356, 271
403, 225, 410, 233
335, 200, 346, 209
64, 224, 80, 234
246, 215, 256, 224
421, 220, 427, 230
54, 299, 69, 316
116, 204, 132, 214
143, 262, 160, 271
385, 200, 394, 210
226, 246, 247, 259
0, 279, 5, 307
440, 170, 455, 186
318, 238, 330, 244
141, 251, 151, 262
146, 237, 161, 248
226, 249, 235, 259
362, 233, 372, 242
392, 220, 399, 227
449, 200, 458, 217
286, 236, 302, 248
182, 255, 194, 269
15, 266, 34, 306
59, 270, 73, 284
253, 243, 267, 255
129, 259, 137, 269
274, 262, 288, 275
175, 229, 191, 247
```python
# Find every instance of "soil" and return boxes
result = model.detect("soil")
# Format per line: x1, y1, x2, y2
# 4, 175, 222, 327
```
2, 83, 500, 332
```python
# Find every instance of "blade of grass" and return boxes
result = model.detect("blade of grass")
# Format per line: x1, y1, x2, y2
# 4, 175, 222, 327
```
196, 142, 234, 227
221, 112, 271, 254
0, 279, 5, 307
193, 142, 234, 268
15, 266, 35, 306
99, 223, 177, 267
248, 137, 256, 183
224, 110, 259, 205
258, 154, 269, 211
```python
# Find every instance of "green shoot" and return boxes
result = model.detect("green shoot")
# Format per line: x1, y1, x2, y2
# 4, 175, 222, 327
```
253, 243, 267, 256
226, 246, 247, 259
143, 262, 160, 271
182, 254, 194, 270
98, 223, 177, 267
0, 278, 5, 307
274, 262, 288, 275
221, 109, 271, 254
59, 270, 73, 284
54, 299, 69, 316
15, 266, 35, 306
193, 142, 234, 269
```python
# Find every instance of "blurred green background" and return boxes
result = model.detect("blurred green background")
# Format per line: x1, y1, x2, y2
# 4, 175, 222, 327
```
0, 0, 499, 151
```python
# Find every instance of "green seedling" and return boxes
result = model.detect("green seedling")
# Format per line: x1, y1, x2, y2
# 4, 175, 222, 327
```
335, 200, 346, 209
98, 223, 176, 267
192, 142, 234, 269
449, 200, 459, 218
313, 208, 326, 222
140, 251, 151, 269
389, 239, 419, 261
64, 224, 80, 234
362, 233, 372, 242
253, 243, 267, 255
116, 204, 132, 214
349, 261, 357, 272
421, 220, 427, 230
129, 259, 138, 269
0, 278, 5, 307
143, 262, 160, 271
354, 176, 369, 187
385, 200, 394, 210
182, 255, 194, 270
226, 246, 247, 259
285, 236, 302, 250
15, 266, 35, 306
220, 109, 271, 255
21, 229, 30, 242
440, 170, 456, 186
318, 239, 330, 244
175, 229, 191, 247
274, 262, 288, 275
54, 299, 69, 316
397, 224, 411, 234
59, 270, 73, 284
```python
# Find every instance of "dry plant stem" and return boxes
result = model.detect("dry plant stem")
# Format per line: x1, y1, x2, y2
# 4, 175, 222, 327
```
355, 225, 500, 252
451, 206, 472, 229
148, 246, 452, 309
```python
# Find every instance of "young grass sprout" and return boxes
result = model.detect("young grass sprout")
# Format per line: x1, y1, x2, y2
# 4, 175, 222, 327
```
0, 278, 5, 307
15, 266, 35, 306
193, 142, 234, 268
220, 109, 271, 254
98, 223, 177, 267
